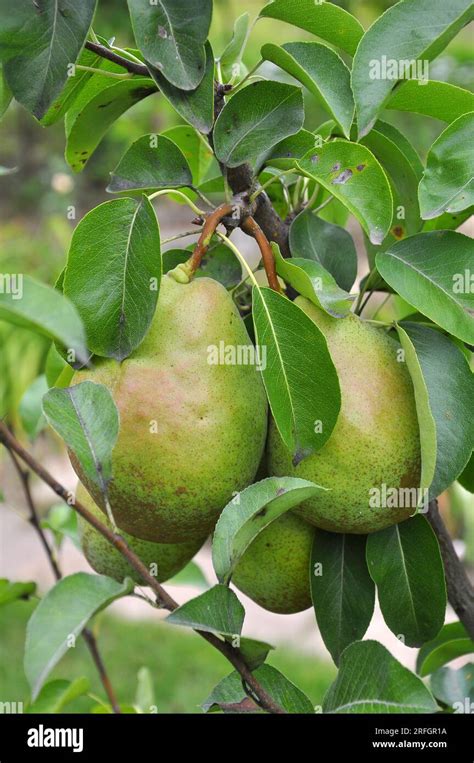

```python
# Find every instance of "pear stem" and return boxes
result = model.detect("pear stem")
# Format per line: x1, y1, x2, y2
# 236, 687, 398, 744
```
0, 421, 287, 715
216, 231, 259, 287
188, 203, 236, 274
241, 216, 282, 293
148, 189, 205, 217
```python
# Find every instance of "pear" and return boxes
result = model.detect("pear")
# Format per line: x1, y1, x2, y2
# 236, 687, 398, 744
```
232, 513, 314, 614
72, 274, 268, 543
268, 301, 421, 534
76, 483, 206, 584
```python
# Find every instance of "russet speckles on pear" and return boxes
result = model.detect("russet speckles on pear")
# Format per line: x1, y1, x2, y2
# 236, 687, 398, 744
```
268, 301, 421, 534
71, 274, 268, 544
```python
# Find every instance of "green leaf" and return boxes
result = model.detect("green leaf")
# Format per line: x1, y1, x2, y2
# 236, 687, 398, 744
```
459, 453, 474, 493
0, 0, 97, 119
298, 140, 393, 245
261, 42, 353, 139
417, 622, 474, 676
289, 209, 357, 292
65, 76, 156, 172
273, 244, 354, 318
135, 667, 155, 714
387, 80, 474, 124
374, 120, 424, 182
419, 112, 474, 219
219, 12, 249, 82
238, 638, 274, 671
0, 63, 12, 119
19, 374, 48, 439
324, 640, 438, 713
64, 197, 161, 360
259, 0, 364, 57
194, 243, 241, 289
127, 0, 212, 90
214, 81, 304, 168
377, 231, 474, 344
0, 275, 87, 365
0, 579, 36, 607
352, 0, 474, 137
162, 125, 218, 187
264, 130, 316, 171
396, 323, 474, 499
361, 129, 422, 249
168, 560, 208, 589
40, 503, 79, 550
395, 325, 436, 497
203, 664, 314, 714
212, 476, 324, 584
367, 515, 446, 647
25, 573, 133, 699
107, 134, 192, 193
423, 206, 474, 233
27, 677, 90, 714
431, 664, 474, 709
252, 286, 341, 462
311, 533, 375, 666
148, 42, 215, 134
167, 585, 244, 637
40, 44, 102, 127
45, 342, 68, 387
42, 381, 119, 497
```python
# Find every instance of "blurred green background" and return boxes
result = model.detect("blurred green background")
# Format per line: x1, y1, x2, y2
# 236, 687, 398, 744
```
0, 0, 472, 713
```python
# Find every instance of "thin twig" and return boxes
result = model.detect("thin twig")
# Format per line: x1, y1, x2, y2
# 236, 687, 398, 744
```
0, 423, 286, 715
427, 500, 474, 639
85, 41, 150, 77
6, 446, 121, 713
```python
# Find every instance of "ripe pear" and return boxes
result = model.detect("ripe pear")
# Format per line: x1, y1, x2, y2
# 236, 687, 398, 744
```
72, 273, 268, 543
232, 513, 314, 614
268, 301, 421, 534
76, 483, 206, 584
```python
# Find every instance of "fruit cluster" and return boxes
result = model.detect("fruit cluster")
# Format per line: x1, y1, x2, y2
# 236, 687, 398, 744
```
76, 272, 420, 614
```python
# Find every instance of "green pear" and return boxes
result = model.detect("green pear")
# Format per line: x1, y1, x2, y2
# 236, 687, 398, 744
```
76, 483, 206, 584
72, 274, 267, 543
232, 513, 314, 614
268, 301, 421, 534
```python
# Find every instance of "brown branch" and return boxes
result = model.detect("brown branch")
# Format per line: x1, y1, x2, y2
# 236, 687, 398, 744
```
241, 216, 282, 293
0, 422, 285, 715
427, 499, 474, 639
5, 445, 121, 714
227, 164, 291, 257
85, 41, 150, 77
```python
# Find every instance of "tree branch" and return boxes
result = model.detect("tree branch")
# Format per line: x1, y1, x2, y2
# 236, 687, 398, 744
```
427, 499, 474, 639
0, 423, 285, 715
227, 163, 291, 257
85, 41, 150, 77
5, 445, 121, 714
